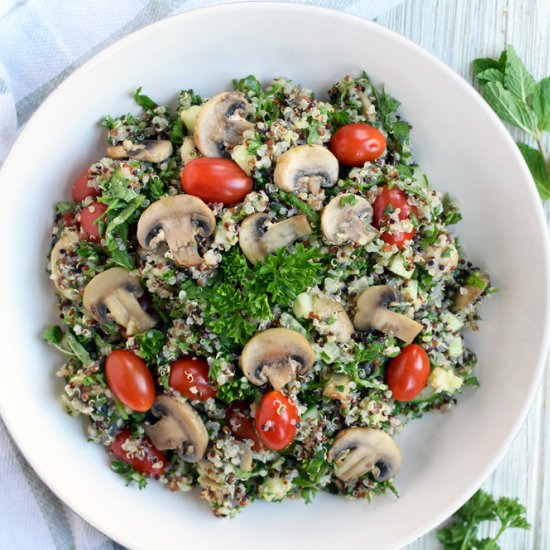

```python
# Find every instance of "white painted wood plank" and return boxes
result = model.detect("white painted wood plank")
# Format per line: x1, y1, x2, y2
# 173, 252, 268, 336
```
376, 0, 550, 547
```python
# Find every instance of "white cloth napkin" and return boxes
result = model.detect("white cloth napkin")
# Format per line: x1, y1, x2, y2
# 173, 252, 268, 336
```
0, 1, 403, 548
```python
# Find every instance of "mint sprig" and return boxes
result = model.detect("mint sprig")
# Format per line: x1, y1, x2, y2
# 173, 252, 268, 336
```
473, 46, 550, 200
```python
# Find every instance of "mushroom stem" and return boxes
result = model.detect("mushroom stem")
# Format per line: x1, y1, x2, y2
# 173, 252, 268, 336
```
103, 289, 155, 336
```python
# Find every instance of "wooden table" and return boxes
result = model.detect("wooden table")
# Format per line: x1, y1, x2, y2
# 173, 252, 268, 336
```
376, 0, 550, 547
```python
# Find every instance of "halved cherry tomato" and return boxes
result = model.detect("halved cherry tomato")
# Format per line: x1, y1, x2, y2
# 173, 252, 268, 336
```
80, 201, 107, 242
59, 210, 77, 228
181, 158, 253, 204
386, 344, 430, 402
372, 184, 418, 246
330, 123, 386, 166
71, 168, 100, 203
225, 401, 263, 451
105, 350, 156, 412
254, 391, 299, 451
169, 357, 217, 401
110, 428, 167, 476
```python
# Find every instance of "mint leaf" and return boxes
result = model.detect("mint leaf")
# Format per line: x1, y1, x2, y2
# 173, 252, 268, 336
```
503, 46, 536, 103
472, 57, 502, 78
482, 81, 538, 135
518, 143, 550, 200
533, 77, 550, 132
476, 68, 504, 84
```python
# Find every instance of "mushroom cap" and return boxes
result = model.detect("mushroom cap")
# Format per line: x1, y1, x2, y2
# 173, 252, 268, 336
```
312, 296, 354, 343
50, 232, 83, 300
353, 285, 422, 345
136, 194, 216, 267
239, 328, 315, 390
328, 427, 402, 482
83, 267, 156, 335
144, 395, 209, 462
107, 139, 173, 163
239, 213, 312, 265
194, 92, 253, 158
321, 193, 378, 245
273, 145, 339, 194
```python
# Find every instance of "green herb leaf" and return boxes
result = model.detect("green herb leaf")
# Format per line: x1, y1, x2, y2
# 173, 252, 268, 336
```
437, 489, 531, 549
339, 195, 358, 207
503, 45, 536, 103
233, 75, 262, 97
476, 68, 504, 84
517, 143, 550, 200
532, 76, 550, 132
43, 325, 63, 345
482, 81, 538, 135
133, 87, 157, 111
134, 330, 166, 362
169, 117, 185, 146
55, 201, 75, 214
472, 57, 502, 78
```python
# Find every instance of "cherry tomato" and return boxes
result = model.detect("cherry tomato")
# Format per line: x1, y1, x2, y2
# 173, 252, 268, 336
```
386, 344, 430, 402
372, 185, 418, 246
225, 401, 263, 451
105, 350, 156, 412
254, 391, 299, 451
71, 168, 100, 203
59, 210, 77, 228
110, 428, 167, 476
80, 201, 107, 242
169, 357, 217, 401
181, 158, 253, 204
330, 123, 386, 166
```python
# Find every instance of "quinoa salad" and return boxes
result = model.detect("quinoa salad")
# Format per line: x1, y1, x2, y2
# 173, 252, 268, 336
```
44, 72, 492, 517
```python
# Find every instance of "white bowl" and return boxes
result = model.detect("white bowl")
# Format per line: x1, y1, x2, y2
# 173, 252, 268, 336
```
0, 3, 549, 549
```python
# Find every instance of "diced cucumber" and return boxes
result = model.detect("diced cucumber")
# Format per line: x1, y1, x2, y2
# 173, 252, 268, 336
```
448, 336, 463, 357
319, 341, 341, 364
231, 143, 255, 176
411, 385, 436, 403
388, 254, 415, 279
402, 279, 418, 301
348, 276, 370, 296
442, 311, 464, 333
413, 165, 429, 187
180, 105, 202, 132
279, 312, 307, 337
293, 293, 314, 319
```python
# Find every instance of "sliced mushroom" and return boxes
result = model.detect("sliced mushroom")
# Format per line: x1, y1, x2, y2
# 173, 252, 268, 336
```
83, 267, 156, 335
453, 272, 489, 311
422, 234, 459, 278
353, 285, 422, 344
234, 441, 253, 472
238, 213, 312, 265
180, 136, 201, 165
137, 195, 216, 267
321, 194, 378, 245
194, 92, 253, 158
311, 296, 354, 343
323, 374, 352, 402
239, 328, 315, 390
274, 145, 338, 194
50, 232, 82, 300
328, 427, 401, 482
358, 90, 377, 123
106, 139, 173, 163
144, 395, 208, 462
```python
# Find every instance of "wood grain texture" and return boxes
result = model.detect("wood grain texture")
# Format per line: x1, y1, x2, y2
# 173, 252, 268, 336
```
376, 1, 550, 548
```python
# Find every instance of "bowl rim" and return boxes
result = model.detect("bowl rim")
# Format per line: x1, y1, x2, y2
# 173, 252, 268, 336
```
1, 2, 549, 548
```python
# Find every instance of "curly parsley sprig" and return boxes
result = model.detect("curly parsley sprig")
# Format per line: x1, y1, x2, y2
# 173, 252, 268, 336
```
437, 489, 531, 549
